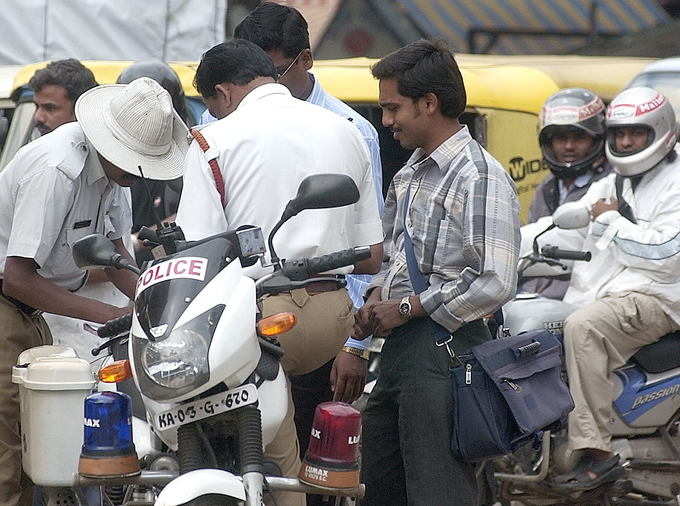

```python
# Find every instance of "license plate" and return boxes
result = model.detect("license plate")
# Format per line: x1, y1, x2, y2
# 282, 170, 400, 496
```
153, 384, 258, 431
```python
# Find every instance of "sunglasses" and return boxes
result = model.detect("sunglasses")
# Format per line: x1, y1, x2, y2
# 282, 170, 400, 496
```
275, 50, 304, 81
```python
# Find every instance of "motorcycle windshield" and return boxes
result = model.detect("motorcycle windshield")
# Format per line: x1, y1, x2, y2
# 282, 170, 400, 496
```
134, 238, 234, 340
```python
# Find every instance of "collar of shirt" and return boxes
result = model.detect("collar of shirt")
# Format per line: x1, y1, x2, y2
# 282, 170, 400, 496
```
236, 82, 291, 112
406, 125, 473, 174
558, 171, 594, 202
84, 141, 111, 195
307, 73, 324, 106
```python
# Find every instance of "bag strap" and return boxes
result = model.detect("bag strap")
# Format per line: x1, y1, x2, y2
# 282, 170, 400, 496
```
189, 128, 227, 208
401, 179, 429, 295
614, 174, 636, 224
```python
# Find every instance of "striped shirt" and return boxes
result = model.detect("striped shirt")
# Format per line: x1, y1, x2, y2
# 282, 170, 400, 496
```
369, 125, 520, 332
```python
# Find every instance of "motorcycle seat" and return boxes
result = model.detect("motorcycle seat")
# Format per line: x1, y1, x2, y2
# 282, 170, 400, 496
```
630, 331, 680, 374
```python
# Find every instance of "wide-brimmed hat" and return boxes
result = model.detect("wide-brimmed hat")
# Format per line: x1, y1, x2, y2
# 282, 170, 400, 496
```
75, 77, 188, 181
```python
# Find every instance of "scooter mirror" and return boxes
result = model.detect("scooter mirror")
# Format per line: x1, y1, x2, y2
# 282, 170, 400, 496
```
72, 234, 119, 269
553, 202, 591, 230
284, 174, 359, 219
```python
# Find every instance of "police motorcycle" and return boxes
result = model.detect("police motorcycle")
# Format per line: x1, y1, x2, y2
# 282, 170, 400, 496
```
64, 173, 369, 505
490, 202, 680, 506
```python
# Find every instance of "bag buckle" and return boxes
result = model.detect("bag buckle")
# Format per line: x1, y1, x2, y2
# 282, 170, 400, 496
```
435, 334, 452, 347
436, 334, 460, 365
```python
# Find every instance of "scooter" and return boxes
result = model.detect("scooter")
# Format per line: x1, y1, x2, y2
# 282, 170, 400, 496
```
491, 203, 680, 505
70, 173, 368, 505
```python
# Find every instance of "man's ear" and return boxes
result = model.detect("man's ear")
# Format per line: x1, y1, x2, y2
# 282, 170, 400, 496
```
301, 48, 313, 71
214, 83, 231, 108
422, 92, 439, 115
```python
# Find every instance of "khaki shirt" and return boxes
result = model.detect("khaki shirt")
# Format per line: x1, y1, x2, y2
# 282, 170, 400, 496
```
0, 122, 131, 291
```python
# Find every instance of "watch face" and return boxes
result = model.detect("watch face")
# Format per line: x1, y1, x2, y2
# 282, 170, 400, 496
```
399, 302, 409, 316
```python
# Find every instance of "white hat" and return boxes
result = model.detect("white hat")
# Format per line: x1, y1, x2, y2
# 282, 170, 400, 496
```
75, 77, 188, 181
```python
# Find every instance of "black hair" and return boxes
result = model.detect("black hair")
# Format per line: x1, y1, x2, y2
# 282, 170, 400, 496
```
234, 2, 310, 58
194, 39, 276, 97
28, 59, 98, 102
371, 40, 466, 119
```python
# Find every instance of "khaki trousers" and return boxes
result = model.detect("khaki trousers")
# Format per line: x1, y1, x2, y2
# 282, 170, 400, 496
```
261, 288, 355, 377
262, 380, 303, 506
564, 292, 678, 453
0, 295, 51, 506
259, 288, 354, 506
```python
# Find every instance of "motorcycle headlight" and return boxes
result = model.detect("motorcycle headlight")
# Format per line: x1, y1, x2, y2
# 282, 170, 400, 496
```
142, 327, 209, 389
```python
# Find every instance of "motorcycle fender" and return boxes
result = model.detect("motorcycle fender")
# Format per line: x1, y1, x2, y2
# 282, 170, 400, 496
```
155, 469, 246, 505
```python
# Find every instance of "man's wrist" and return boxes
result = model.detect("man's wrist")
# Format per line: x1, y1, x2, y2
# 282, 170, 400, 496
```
341, 345, 370, 360
409, 295, 427, 318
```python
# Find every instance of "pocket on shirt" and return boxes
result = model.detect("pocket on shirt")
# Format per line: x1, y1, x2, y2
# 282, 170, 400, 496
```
436, 218, 461, 255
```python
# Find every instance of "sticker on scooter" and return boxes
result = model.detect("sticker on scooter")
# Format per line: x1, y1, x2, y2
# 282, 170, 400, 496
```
153, 384, 258, 431
136, 257, 208, 295
544, 321, 563, 334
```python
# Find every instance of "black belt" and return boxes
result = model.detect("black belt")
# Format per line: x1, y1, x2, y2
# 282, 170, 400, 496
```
0, 280, 42, 317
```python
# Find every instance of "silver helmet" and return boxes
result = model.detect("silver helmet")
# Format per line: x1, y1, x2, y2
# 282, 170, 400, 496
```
606, 86, 677, 177
538, 88, 606, 179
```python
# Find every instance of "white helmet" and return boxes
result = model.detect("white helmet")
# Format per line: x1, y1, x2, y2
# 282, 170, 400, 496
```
606, 86, 677, 177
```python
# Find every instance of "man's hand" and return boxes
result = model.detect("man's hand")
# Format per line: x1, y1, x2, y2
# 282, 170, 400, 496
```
591, 198, 619, 220
352, 301, 378, 339
330, 351, 368, 403
352, 288, 381, 340
371, 300, 407, 336
106, 305, 133, 322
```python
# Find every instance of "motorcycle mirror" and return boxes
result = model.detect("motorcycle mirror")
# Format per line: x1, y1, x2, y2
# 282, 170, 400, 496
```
268, 174, 360, 270
282, 174, 359, 220
72, 234, 119, 269
553, 202, 591, 230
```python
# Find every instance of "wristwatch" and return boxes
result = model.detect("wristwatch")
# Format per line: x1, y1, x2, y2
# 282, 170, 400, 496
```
341, 346, 370, 360
398, 296, 412, 320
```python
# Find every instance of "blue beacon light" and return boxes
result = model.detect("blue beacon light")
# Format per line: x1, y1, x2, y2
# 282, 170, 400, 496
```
78, 391, 140, 477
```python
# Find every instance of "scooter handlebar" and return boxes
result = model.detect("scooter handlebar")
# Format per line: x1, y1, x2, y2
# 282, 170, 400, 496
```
541, 246, 592, 262
282, 246, 371, 281
97, 313, 133, 338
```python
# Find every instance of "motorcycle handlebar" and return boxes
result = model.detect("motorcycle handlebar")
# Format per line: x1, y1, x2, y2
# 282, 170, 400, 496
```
282, 246, 371, 281
541, 246, 592, 262
97, 313, 133, 338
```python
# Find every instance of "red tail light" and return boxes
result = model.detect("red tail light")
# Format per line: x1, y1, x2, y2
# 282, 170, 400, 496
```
299, 402, 361, 489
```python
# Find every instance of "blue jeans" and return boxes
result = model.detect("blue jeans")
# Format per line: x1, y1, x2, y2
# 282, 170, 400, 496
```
361, 318, 489, 506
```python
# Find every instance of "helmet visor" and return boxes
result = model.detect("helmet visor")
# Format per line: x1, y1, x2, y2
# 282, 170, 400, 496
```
607, 125, 654, 157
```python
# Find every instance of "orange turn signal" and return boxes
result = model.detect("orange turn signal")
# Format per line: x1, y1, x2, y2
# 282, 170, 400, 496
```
257, 312, 297, 337
98, 360, 133, 383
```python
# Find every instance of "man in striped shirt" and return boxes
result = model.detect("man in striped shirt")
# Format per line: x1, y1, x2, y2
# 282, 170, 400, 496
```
354, 40, 520, 505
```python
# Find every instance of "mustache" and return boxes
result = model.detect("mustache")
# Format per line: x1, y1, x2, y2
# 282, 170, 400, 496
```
35, 123, 51, 134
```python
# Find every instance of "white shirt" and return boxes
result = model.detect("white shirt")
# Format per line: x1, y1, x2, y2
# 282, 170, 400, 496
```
177, 83, 383, 279
531, 147, 680, 325
0, 122, 131, 291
